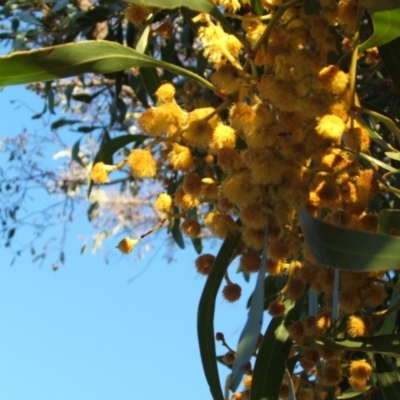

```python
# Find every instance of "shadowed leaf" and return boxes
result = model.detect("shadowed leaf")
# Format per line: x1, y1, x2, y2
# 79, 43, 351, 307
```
375, 354, 400, 398
197, 230, 240, 400
300, 209, 400, 271
250, 294, 306, 400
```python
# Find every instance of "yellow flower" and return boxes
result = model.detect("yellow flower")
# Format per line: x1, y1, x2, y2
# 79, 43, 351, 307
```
347, 315, 367, 337
154, 193, 173, 213
116, 237, 139, 254
90, 162, 116, 184
349, 359, 372, 380
315, 114, 345, 143
204, 211, 237, 238
127, 149, 156, 178
168, 143, 195, 171
209, 123, 236, 154
155, 83, 176, 102
210, 64, 241, 95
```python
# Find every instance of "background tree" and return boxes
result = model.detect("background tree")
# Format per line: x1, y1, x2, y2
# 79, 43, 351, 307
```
2, 0, 400, 399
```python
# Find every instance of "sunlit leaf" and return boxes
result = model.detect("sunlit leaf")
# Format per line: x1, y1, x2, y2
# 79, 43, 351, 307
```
300, 209, 400, 271
197, 230, 240, 400
359, 7, 400, 51
0, 41, 215, 92
314, 334, 400, 358
385, 151, 400, 161
337, 387, 371, 399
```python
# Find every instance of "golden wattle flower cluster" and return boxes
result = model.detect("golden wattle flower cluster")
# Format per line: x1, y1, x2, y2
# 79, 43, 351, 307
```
91, 0, 384, 397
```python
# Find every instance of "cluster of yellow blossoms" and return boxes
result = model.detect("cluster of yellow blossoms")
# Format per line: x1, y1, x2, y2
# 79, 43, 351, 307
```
90, 0, 389, 398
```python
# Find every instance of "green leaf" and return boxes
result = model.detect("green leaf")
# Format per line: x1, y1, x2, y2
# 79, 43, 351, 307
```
246, 274, 286, 310
379, 37, 400, 93
171, 218, 185, 249
88, 134, 147, 196
337, 387, 371, 399
72, 93, 93, 103
18, 11, 43, 26
0, 41, 215, 92
76, 126, 102, 133
125, 0, 219, 17
300, 209, 400, 271
360, 0, 400, 13
378, 277, 400, 335
230, 230, 268, 391
314, 334, 400, 359
359, 7, 400, 51
250, 295, 306, 400
71, 138, 86, 168
135, 23, 152, 54
93, 134, 147, 165
251, 0, 264, 16
51, 118, 81, 130
139, 67, 161, 104
186, 209, 202, 254
385, 151, 400, 161
191, 237, 203, 254
375, 354, 400, 398
378, 209, 400, 235
286, 368, 296, 400
197, 230, 240, 400
359, 152, 399, 173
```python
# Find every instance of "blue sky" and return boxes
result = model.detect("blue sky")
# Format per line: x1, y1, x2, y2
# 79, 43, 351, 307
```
0, 85, 257, 400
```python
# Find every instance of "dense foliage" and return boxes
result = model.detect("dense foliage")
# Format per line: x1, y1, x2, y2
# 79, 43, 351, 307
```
2, 0, 400, 398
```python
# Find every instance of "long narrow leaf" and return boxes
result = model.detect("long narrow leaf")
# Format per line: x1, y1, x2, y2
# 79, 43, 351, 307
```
359, 8, 400, 51
0, 41, 215, 91
379, 37, 400, 93
300, 209, 400, 271
230, 226, 269, 392
314, 334, 400, 358
375, 354, 400, 398
378, 277, 400, 335
197, 230, 241, 400
93, 134, 148, 164
250, 295, 306, 400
